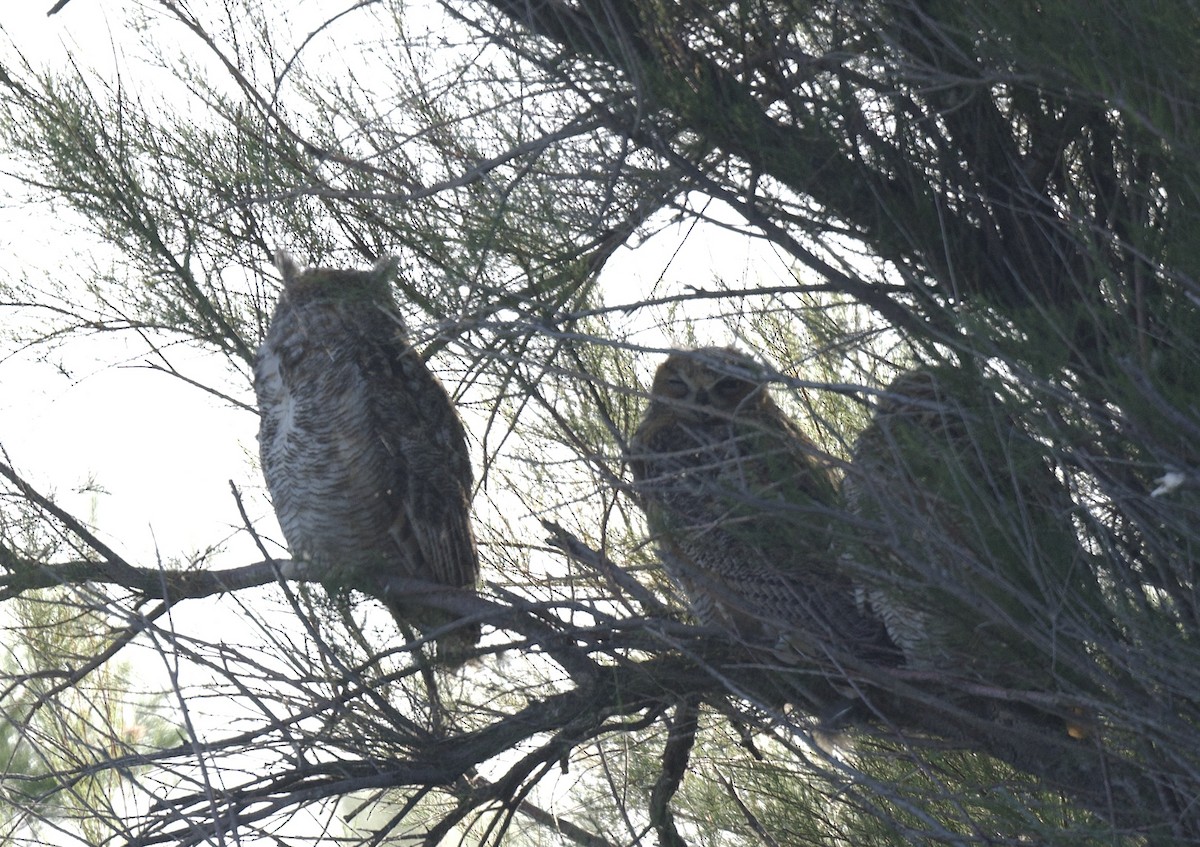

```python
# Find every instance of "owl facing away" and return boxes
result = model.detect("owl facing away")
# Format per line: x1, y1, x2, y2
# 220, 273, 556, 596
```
626, 348, 897, 690
254, 252, 480, 658
844, 367, 1098, 690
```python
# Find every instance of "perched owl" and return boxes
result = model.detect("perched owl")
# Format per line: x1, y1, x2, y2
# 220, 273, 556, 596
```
627, 347, 897, 710
844, 366, 1098, 693
254, 252, 480, 658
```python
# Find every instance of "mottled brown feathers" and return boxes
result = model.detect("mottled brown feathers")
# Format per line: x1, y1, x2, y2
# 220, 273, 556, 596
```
254, 252, 479, 658
627, 347, 896, 673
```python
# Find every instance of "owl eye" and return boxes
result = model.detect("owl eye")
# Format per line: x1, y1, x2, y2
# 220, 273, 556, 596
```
660, 376, 690, 398
713, 377, 750, 399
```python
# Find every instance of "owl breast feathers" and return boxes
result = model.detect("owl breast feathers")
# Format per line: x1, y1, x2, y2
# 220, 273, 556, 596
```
254, 252, 479, 654
626, 347, 896, 669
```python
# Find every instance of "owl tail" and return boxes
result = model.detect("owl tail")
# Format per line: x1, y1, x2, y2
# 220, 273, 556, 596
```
430, 618, 481, 669
387, 601, 481, 669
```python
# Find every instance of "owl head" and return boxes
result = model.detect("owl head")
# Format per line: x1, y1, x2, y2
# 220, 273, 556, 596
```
875, 369, 946, 417
647, 347, 769, 421
274, 250, 401, 307
872, 368, 994, 446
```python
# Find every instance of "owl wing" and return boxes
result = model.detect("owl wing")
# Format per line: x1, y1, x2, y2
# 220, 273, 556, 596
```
842, 417, 950, 667
358, 313, 479, 590
736, 409, 841, 552
740, 419, 898, 662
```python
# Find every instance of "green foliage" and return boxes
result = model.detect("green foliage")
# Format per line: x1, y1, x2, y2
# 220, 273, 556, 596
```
0, 594, 177, 846
1, 0, 1198, 845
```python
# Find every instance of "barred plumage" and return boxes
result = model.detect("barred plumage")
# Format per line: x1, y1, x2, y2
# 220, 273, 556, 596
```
254, 252, 479, 657
627, 347, 896, 675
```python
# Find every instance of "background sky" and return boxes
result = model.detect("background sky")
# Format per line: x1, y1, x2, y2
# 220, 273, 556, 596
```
0, 2, 274, 569
0, 1, 777, 575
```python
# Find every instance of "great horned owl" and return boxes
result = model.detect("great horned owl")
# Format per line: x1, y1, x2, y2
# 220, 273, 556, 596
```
254, 252, 480, 658
844, 367, 1096, 688
626, 347, 897, 693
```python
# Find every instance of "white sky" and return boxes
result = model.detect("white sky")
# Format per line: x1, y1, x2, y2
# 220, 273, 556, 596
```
0, 2, 270, 567
0, 5, 790, 844
3, 1, 121, 66
0, 0, 779, 572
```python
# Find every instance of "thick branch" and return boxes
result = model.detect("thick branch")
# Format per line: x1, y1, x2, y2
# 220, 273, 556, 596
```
475, 0, 948, 283
0, 552, 302, 602
649, 697, 700, 847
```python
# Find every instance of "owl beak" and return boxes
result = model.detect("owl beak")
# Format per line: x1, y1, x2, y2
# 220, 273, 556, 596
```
695, 389, 709, 406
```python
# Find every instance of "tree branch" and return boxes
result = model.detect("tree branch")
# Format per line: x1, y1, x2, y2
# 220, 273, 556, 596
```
649, 696, 700, 847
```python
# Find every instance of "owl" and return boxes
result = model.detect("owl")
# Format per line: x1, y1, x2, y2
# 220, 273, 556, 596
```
254, 252, 480, 659
844, 366, 1098, 693
626, 347, 897, 711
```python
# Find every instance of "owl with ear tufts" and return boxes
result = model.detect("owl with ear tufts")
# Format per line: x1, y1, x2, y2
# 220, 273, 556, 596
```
254, 252, 480, 660
626, 347, 897, 711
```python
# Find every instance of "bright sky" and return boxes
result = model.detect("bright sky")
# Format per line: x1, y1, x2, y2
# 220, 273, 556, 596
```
0, 1, 778, 572
0, 5, 784, 844
0, 2, 270, 568
3, 1, 120, 66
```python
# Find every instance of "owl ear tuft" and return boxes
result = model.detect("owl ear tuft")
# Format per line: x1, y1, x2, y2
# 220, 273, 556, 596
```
274, 250, 302, 285
371, 255, 400, 283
